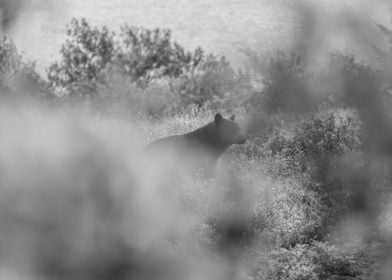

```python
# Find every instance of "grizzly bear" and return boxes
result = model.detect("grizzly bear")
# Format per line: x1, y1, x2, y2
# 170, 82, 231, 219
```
144, 113, 247, 178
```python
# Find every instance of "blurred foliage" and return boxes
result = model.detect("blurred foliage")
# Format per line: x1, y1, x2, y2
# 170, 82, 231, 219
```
0, 37, 47, 98
242, 50, 386, 115
261, 242, 359, 280
245, 51, 315, 113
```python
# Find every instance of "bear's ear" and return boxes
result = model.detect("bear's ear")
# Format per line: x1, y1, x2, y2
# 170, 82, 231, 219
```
215, 113, 223, 125
229, 114, 235, 121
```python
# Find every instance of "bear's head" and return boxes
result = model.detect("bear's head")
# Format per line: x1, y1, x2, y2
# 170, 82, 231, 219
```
214, 113, 247, 146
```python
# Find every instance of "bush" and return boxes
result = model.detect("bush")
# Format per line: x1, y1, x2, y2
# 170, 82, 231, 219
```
263, 177, 323, 248
243, 49, 384, 116
0, 37, 47, 98
244, 51, 317, 113
324, 53, 381, 108
260, 242, 359, 280
266, 110, 362, 168
258, 109, 365, 242
168, 53, 243, 109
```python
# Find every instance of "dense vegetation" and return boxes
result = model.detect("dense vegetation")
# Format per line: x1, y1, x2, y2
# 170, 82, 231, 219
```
1, 18, 392, 280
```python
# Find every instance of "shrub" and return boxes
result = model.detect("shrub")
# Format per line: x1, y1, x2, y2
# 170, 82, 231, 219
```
260, 109, 364, 241
263, 177, 323, 248
168, 53, 242, 109
266, 110, 362, 167
0, 37, 47, 99
259, 242, 359, 280
244, 51, 317, 113
243, 49, 383, 116
324, 53, 381, 108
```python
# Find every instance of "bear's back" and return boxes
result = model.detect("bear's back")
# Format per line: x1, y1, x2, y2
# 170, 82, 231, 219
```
143, 134, 216, 178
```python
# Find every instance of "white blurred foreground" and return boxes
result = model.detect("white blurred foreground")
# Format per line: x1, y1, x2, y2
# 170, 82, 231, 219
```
0, 103, 241, 280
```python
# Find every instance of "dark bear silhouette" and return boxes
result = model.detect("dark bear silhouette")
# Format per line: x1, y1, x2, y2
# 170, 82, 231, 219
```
144, 113, 247, 178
